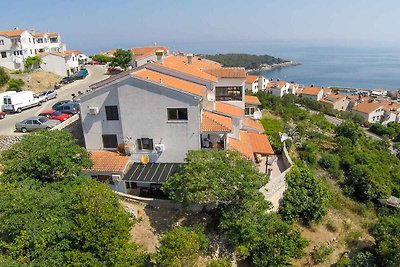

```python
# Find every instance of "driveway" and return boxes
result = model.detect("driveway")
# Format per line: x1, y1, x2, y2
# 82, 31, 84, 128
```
0, 65, 108, 136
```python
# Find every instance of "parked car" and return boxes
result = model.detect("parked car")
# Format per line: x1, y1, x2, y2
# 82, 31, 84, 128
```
15, 116, 60, 133
60, 76, 75, 85
39, 110, 70, 122
52, 100, 72, 110
72, 71, 87, 80
0, 111, 5, 119
91, 60, 100, 65
54, 102, 80, 115
37, 90, 57, 102
78, 69, 88, 76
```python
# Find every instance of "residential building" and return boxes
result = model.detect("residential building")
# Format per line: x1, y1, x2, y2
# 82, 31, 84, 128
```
379, 100, 400, 124
0, 28, 65, 70
266, 80, 290, 97
320, 93, 350, 111
352, 101, 384, 123
245, 75, 269, 93
79, 52, 273, 194
39, 50, 80, 77
301, 86, 323, 101
244, 95, 261, 117
289, 82, 300, 95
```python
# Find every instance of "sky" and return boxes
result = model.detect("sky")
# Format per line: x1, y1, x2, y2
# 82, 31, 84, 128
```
2, 0, 400, 54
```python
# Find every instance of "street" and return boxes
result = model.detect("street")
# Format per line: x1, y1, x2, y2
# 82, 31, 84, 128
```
0, 65, 108, 136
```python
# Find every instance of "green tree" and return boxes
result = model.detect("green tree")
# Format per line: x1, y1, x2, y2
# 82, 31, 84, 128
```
207, 258, 231, 267
335, 121, 364, 144
0, 130, 92, 183
23, 56, 41, 69
155, 226, 208, 267
110, 49, 132, 70
7, 78, 24, 92
373, 215, 400, 267
280, 166, 329, 224
91, 54, 112, 64
350, 251, 377, 267
162, 150, 267, 208
0, 67, 9, 86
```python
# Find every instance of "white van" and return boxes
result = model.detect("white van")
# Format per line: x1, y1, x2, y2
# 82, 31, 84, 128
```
0, 91, 16, 111
3, 91, 41, 113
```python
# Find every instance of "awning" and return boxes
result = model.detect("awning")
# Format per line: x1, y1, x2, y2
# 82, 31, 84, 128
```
123, 163, 182, 183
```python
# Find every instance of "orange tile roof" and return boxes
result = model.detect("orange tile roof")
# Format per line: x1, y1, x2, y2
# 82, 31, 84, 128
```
132, 46, 168, 60
63, 50, 82, 55
248, 132, 274, 155
379, 100, 400, 111
0, 29, 26, 37
267, 81, 287, 90
201, 111, 232, 132
33, 32, 46, 37
302, 86, 322, 96
133, 68, 205, 97
160, 55, 219, 82
243, 118, 264, 133
244, 95, 261, 105
47, 32, 59, 37
166, 54, 222, 70
215, 102, 243, 117
352, 101, 383, 114
228, 131, 254, 160
87, 151, 129, 173
320, 93, 347, 104
246, 75, 259, 84
204, 67, 246, 78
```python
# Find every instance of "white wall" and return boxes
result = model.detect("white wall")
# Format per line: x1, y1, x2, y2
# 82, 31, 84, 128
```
40, 54, 67, 77
0, 37, 14, 69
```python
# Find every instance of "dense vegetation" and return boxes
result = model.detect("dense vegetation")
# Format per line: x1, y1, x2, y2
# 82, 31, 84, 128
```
0, 131, 147, 266
110, 49, 132, 70
91, 54, 112, 64
0, 67, 9, 87
7, 78, 24, 92
200, 53, 289, 69
23, 56, 42, 69
255, 91, 400, 266
163, 150, 308, 266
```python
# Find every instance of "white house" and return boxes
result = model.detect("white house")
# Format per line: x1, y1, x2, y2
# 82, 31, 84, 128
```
245, 75, 269, 93
39, 50, 80, 77
0, 28, 65, 70
79, 52, 274, 194
352, 101, 384, 123
266, 80, 290, 97
301, 86, 324, 101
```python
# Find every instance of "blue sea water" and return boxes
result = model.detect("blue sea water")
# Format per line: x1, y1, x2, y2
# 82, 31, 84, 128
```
170, 41, 400, 90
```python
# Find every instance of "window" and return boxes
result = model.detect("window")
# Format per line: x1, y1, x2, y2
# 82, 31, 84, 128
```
0, 40, 4, 45
167, 108, 188, 121
1, 52, 6, 58
105, 105, 119, 120
215, 86, 242, 101
102, 134, 118, 149
137, 138, 153, 150
245, 107, 255, 116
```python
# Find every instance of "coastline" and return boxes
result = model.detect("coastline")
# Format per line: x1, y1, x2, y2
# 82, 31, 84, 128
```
247, 61, 301, 73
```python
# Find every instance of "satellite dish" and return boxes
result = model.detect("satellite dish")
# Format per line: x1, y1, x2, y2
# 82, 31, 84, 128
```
253, 110, 262, 120
207, 92, 215, 102
140, 154, 150, 165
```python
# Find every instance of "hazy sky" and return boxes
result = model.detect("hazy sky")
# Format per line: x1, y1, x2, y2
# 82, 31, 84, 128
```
2, 0, 400, 54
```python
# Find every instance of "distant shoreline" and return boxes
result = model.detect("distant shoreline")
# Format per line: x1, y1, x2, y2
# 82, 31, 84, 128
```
247, 61, 301, 73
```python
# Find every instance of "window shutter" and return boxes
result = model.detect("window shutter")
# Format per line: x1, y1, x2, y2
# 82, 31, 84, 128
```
137, 139, 142, 150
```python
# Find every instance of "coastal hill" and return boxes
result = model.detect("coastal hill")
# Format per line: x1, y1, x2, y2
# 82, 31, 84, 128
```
199, 53, 292, 70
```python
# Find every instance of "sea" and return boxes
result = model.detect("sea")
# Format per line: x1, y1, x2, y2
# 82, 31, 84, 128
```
169, 41, 400, 91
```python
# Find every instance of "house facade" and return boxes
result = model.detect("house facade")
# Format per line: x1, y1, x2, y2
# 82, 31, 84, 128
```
320, 93, 350, 111
352, 101, 384, 123
266, 80, 290, 97
245, 75, 269, 93
80, 52, 273, 194
39, 50, 80, 77
301, 86, 323, 101
0, 28, 65, 70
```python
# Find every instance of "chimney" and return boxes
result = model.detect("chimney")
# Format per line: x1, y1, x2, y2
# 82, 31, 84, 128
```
159, 78, 163, 84
186, 53, 193, 65
155, 50, 164, 64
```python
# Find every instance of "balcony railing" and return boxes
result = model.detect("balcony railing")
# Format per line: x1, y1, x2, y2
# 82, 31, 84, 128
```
215, 95, 243, 101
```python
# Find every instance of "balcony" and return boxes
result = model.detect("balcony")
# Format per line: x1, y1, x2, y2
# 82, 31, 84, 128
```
201, 133, 226, 150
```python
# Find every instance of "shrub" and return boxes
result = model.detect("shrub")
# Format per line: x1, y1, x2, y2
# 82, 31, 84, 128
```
325, 219, 338, 232
207, 258, 231, 267
319, 152, 341, 178
23, 56, 41, 69
310, 245, 333, 264
7, 78, 24, 91
260, 117, 283, 136
0, 67, 9, 86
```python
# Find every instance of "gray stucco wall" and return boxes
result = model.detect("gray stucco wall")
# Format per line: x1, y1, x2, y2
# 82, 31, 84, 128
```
80, 77, 202, 163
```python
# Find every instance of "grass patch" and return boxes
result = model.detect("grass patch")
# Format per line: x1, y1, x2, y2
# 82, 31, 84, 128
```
310, 245, 334, 264
260, 117, 283, 136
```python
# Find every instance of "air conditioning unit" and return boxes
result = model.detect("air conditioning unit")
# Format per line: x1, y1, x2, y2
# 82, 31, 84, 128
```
111, 174, 121, 182
88, 106, 99, 115
154, 144, 165, 153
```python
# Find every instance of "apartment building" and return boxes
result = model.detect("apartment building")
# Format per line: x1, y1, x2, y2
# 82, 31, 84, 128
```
80, 52, 273, 194
0, 28, 65, 70
266, 80, 290, 97
245, 75, 269, 93
320, 93, 350, 111
352, 101, 384, 123
301, 86, 323, 101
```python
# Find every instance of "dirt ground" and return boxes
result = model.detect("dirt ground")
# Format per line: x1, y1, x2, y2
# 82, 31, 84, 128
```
0, 69, 60, 93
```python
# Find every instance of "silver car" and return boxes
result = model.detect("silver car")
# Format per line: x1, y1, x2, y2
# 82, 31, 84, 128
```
37, 89, 57, 102
15, 116, 60, 133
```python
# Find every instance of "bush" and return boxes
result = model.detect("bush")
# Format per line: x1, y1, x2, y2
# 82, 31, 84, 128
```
310, 245, 333, 264
207, 258, 231, 267
0, 67, 10, 86
325, 220, 338, 232
260, 117, 283, 136
319, 152, 341, 178
23, 56, 41, 69
7, 78, 24, 91
91, 54, 112, 64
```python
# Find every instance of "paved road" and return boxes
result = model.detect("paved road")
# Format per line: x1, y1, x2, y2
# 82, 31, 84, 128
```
0, 65, 108, 136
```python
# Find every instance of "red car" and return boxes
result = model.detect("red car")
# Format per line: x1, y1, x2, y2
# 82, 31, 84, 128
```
0, 111, 5, 119
39, 110, 70, 122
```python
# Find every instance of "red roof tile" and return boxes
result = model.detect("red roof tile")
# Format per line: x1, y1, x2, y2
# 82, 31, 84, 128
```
215, 102, 243, 117
201, 111, 232, 132
246, 75, 259, 84
243, 118, 264, 133
204, 67, 246, 78
245, 95, 261, 105
302, 86, 322, 96
87, 151, 129, 173
248, 132, 274, 155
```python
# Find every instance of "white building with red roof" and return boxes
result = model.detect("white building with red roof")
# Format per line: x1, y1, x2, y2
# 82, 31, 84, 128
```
245, 75, 269, 93
301, 86, 324, 101
266, 80, 290, 97
352, 100, 384, 123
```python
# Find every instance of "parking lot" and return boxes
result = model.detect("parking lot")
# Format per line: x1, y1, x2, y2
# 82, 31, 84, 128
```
0, 65, 107, 136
